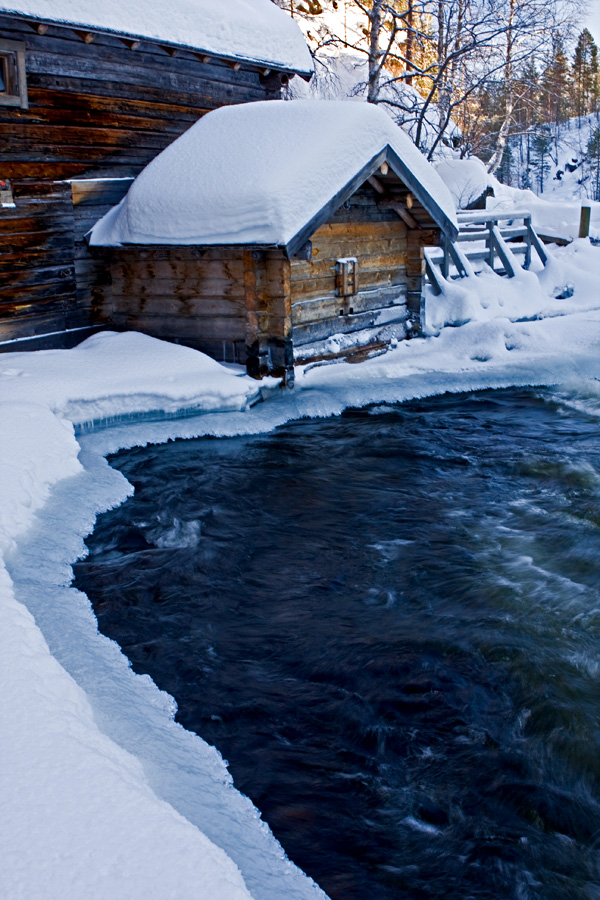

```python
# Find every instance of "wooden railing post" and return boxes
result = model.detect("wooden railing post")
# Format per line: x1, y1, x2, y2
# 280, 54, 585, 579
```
486, 220, 494, 270
579, 203, 591, 239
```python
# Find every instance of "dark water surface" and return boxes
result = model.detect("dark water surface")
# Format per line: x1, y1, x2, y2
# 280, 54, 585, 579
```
74, 389, 600, 900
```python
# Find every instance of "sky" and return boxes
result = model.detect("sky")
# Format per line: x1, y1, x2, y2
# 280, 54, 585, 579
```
585, 0, 600, 45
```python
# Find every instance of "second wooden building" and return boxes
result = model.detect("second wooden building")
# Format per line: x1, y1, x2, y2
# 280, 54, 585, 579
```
89, 99, 459, 381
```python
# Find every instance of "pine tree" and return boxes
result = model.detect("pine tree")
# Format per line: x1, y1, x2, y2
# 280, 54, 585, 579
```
572, 29, 600, 119
541, 36, 570, 127
533, 126, 552, 192
588, 126, 600, 200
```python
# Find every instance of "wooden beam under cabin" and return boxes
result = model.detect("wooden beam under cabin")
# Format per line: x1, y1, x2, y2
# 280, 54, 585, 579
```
160, 45, 179, 57
30, 22, 48, 34
120, 38, 141, 50
193, 53, 212, 64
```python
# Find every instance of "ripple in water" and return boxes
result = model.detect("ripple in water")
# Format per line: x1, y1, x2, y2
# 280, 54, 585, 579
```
74, 388, 600, 900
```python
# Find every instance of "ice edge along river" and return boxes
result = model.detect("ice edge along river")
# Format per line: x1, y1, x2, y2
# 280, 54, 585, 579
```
3, 237, 600, 900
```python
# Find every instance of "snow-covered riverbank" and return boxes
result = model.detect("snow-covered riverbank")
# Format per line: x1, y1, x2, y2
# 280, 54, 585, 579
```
2, 236, 600, 899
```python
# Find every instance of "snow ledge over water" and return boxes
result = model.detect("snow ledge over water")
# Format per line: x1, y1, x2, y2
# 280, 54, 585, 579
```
3, 237, 600, 899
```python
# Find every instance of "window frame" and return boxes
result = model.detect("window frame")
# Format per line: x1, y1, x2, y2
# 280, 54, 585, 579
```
0, 38, 28, 109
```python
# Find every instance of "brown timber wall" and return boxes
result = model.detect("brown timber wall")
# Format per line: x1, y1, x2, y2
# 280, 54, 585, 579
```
102, 245, 294, 379
0, 13, 279, 349
289, 185, 410, 349
0, 179, 78, 347
0, 14, 272, 182
106, 246, 250, 364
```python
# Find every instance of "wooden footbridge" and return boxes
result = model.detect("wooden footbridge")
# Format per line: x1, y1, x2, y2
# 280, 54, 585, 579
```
424, 209, 549, 294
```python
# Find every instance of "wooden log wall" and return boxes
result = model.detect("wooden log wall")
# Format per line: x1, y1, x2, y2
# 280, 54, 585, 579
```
0, 178, 78, 348
0, 13, 281, 349
290, 184, 410, 348
106, 246, 249, 363
0, 14, 273, 181
245, 249, 293, 379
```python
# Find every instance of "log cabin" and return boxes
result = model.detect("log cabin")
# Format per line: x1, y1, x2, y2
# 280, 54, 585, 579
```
89, 100, 459, 383
0, 0, 313, 351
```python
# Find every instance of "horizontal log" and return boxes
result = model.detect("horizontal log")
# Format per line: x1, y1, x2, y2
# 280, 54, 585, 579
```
0, 123, 175, 150
0, 314, 72, 344
293, 306, 407, 347
110, 257, 245, 282
0, 213, 75, 235
0, 280, 75, 306
0, 248, 73, 271
0, 198, 75, 222
26, 85, 207, 123
315, 221, 407, 240
110, 312, 246, 342
111, 275, 246, 300
2, 100, 195, 135
291, 284, 407, 325
0, 229, 74, 253
0, 263, 75, 288
113, 247, 246, 263
291, 250, 407, 282
110, 293, 247, 318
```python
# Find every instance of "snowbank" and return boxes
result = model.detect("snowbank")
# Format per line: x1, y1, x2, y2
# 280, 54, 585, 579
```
433, 155, 600, 240
0, 557, 253, 900
425, 238, 600, 333
90, 100, 457, 248
0, 0, 313, 74
435, 157, 490, 210
0, 330, 262, 428
0, 331, 327, 900
3, 234, 600, 900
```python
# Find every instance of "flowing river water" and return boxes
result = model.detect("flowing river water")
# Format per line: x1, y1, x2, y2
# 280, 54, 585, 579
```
73, 387, 600, 900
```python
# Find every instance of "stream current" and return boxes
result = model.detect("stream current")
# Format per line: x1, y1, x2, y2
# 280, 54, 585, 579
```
74, 387, 600, 900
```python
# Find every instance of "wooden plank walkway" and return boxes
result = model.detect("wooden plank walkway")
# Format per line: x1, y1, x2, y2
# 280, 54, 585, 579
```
424, 210, 548, 295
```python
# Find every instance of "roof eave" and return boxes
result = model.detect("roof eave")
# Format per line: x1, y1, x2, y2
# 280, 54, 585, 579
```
384, 145, 459, 241
284, 144, 458, 257
3, 11, 315, 78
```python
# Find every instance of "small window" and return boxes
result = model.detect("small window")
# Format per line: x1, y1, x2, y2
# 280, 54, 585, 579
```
336, 257, 359, 296
0, 39, 28, 109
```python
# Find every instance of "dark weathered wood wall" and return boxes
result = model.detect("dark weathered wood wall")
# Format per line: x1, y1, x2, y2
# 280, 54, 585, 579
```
290, 184, 410, 350
0, 15, 271, 181
0, 13, 279, 350
106, 246, 250, 363
101, 245, 294, 379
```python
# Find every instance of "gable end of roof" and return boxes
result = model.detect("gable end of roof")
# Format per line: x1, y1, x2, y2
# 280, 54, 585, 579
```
285, 143, 457, 257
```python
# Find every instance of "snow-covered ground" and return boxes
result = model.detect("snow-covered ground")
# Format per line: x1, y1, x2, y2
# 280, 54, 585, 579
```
435, 153, 600, 241
3, 234, 600, 898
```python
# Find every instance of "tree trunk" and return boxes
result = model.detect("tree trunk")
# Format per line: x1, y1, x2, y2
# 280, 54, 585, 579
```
367, 0, 383, 103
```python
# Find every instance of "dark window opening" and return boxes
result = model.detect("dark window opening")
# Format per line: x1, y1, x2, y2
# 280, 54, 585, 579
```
0, 40, 28, 109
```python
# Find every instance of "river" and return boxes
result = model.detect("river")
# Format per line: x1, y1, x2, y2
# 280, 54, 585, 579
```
73, 387, 600, 900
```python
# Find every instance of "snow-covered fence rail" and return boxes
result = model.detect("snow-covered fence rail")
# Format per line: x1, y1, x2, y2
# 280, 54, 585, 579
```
425, 210, 548, 295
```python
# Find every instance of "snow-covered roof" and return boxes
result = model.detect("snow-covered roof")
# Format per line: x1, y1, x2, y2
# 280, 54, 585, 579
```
90, 100, 459, 252
0, 0, 313, 76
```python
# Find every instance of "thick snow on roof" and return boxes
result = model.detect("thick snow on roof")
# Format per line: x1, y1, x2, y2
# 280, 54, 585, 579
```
90, 100, 458, 248
0, 0, 313, 74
